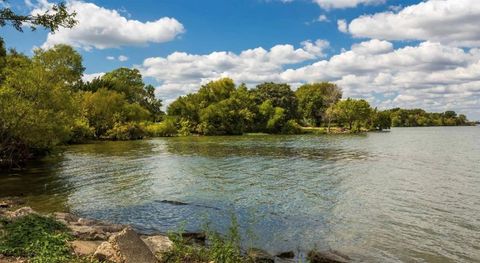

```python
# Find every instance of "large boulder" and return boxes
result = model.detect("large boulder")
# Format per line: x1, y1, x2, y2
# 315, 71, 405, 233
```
65, 216, 125, 241
141, 235, 173, 255
94, 227, 158, 263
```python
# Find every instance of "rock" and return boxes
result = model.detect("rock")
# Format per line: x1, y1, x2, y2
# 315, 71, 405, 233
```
78, 217, 98, 226
141, 235, 173, 255
307, 250, 350, 263
160, 200, 188, 206
247, 248, 274, 263
94, 227, 158, 263
69, 225, 108, 240
5, 207, 35, 219
71, 240, 103, 256
276, 251, 295, 259
94, 241, 120, 262
53, 212, 78, 224
0, 197, 25, 209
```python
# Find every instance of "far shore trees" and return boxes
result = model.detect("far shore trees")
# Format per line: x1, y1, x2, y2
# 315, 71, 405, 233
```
0, 43, 472, 167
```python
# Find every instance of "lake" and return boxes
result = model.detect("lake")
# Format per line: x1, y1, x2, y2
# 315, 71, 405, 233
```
1, 127, 479, 262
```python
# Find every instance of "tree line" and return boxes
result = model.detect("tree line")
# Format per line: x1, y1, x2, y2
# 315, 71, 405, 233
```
0, 43, 472, 167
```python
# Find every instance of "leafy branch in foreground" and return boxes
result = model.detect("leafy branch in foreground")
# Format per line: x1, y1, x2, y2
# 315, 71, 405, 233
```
0, 1, 76, 32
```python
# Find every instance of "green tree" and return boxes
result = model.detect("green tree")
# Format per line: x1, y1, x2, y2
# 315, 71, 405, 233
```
253, 82, 298, 120
330, 98, 372, 131
33, 44, 85, 86
0, 1, 76, 32
0, 52, 77, 166
296, 82, 342, 126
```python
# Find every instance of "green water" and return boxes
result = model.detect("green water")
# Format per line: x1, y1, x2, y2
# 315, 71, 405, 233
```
1, 127, 480, 262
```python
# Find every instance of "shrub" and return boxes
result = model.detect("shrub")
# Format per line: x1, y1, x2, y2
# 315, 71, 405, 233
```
105, 122, 145, 140
69, 117, 95, 143
281, 119, 302, 134
143, 118, 178, 137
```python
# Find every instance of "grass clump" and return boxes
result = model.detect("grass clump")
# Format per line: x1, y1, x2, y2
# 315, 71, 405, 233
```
162, 216, 250, 263
0, 214, 97, 263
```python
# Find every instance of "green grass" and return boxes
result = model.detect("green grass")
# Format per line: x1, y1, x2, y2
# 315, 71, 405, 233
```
161, 215, 251, 263
0, 214, 98, 263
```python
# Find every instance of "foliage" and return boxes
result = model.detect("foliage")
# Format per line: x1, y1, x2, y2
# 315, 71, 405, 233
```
105, 122, 145, 140
327, 98, 372, 132
252, 82, 298, 120
0, 1, 76, 32
371, 109, 392, 131
295, 82, 342, 126
0, 214, 71, 262
143, 118, 178, 137
0, 50, 77, 166
388, 108, 470, 127
33, 44, 85, 86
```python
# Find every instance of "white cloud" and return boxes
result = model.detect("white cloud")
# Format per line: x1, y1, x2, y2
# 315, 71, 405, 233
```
347, 0, 480, 47
39, 1, 184, 50
139, 40, 480, 119
106, 56, 115, 60
82, 72, 105, 82
317, 15, 329, 22
118, 55, 129, 62
337, 20, 348, 33
138, 39, 329, 102
312, 0, 385, 9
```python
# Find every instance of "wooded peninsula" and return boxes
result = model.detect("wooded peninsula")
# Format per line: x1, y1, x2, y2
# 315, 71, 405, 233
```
0, 42, 474, 167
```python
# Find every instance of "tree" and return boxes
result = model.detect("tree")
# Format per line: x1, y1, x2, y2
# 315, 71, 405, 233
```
371, 109, 391, 131
253, 82, 298, 120
330, 98, 372, 131
33, 44, 85, 86
0, 52, 77, 166
296, 82, 342, 126
0, 1, 76, 32
96, 68, 163, 121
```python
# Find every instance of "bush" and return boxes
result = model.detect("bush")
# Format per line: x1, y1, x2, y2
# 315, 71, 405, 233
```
105, 122, 145, 140
281, 119, 302, 134
69, 117, 95, 143
143, 118, 178, 137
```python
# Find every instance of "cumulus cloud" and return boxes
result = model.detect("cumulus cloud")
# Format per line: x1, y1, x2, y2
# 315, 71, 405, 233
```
139, 39, 480, 119
38, 1, 184, 50
347, 0, 480, 47
138, 40, 329, 102
337, 20, 348, 33
312, 0, 385, 9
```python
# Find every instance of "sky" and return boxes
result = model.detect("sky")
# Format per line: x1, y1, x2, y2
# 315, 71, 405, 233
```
1, 0, 480, 120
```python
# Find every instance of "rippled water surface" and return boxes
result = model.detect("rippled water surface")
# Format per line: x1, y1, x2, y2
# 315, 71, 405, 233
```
1, 127, 480, 262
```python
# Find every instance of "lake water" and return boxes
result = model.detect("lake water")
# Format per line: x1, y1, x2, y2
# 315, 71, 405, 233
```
1, 127, 480, 262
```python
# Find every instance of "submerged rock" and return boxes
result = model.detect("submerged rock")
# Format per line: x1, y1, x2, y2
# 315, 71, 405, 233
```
94, 227, 158, 263
159, 200, 188, 206
276, 251, 295, 259
247, 248, 275, 263
307, 250, 350, 263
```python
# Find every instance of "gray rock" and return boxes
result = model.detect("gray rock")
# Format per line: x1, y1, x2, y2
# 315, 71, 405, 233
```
71, 240, 103, 256
141, 235, 173, 255
94, 227, 158, 263
53, 212, 79, 224
5, 207, 36, 219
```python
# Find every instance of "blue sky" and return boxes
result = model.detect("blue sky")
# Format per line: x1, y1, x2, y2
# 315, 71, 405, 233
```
2, 0, 480, 119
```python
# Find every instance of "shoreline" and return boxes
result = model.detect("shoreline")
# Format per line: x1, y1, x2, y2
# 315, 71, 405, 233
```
0, 198, 350, 263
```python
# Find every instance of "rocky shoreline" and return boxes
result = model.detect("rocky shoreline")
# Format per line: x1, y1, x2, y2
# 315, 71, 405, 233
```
0, 198, 350, 263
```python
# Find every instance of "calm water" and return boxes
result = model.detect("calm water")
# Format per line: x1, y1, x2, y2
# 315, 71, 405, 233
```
1, 127, 480, 262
